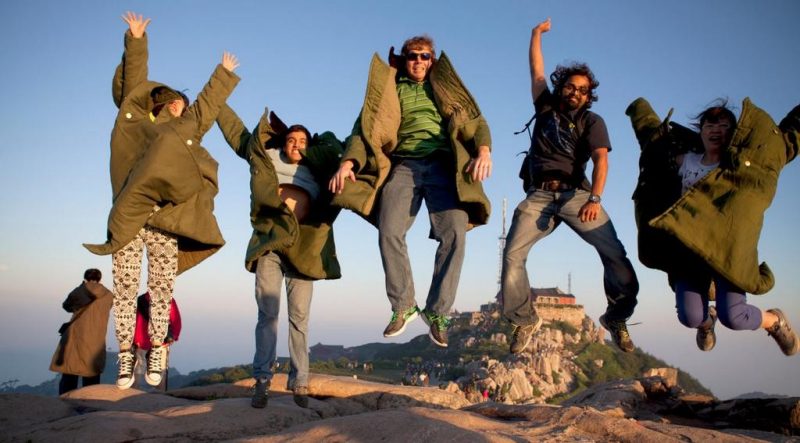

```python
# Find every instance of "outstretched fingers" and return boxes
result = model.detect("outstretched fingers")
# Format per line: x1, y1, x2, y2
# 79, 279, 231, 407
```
222, 51, 240, 72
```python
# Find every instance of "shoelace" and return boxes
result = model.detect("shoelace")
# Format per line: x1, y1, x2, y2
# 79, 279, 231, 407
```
118, 352, 134, 374
148, 348, 163, 373
427, 313, 450, 330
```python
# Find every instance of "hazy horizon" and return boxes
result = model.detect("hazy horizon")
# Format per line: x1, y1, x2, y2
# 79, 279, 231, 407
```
1, 0, 798, 401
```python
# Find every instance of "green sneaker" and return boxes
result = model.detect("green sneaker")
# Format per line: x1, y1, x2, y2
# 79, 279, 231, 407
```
383, 306, 419, 337
422, 310, 450, 348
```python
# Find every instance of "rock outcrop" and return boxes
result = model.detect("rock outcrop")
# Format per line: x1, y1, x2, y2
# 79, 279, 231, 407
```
2, 373, 796, 442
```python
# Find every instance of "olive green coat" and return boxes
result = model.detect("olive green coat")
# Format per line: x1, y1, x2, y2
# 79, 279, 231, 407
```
49, 282, 113, 377
84, 31, 240, 274
627, 97, 800, 294
216, 104, 343, 279
332, 52, 492, 227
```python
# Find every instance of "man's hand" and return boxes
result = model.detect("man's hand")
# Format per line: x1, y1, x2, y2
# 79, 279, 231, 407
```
122, 11, 150, 39
329, 160, 356, 194
578, 200, 600, 223
532, 17, 551, 36
466, 146, 492, 182
222, 52, 240, 72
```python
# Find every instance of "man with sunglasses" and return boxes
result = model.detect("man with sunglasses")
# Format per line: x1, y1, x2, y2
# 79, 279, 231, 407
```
501, 18, 639, 354
329, 35, 492, 348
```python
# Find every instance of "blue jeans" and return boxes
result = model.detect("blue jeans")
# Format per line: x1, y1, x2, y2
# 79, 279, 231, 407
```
675, 277, 762, 330
502, 189, 639, 325
378, 156, 468, 315
253, 252, 313, 388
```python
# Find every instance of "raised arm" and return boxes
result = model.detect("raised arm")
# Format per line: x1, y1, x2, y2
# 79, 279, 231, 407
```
529, 18, 551, 104
185, 51, 241, 138
112, 11, 151, 108
215, 103, 253, 160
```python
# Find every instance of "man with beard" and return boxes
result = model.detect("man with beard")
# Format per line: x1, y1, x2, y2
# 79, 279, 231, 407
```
501, 18, 639, 354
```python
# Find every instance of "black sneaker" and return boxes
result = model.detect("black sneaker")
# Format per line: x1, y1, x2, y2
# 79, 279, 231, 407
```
421, 309, 450, 348
293, 386, 309, 408
144, 346, 166, 386
599, 314, 635, 353
383, 306, 419, 337
251, 377, 270, 408
696, 306, 717, 352
510, 314, 543, 354
116, 350, 136, 390
766, 309, 800, 356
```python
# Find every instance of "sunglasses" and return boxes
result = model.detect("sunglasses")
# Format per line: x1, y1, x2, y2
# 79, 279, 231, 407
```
405, 52, 432, 61
562, 83, 590, 97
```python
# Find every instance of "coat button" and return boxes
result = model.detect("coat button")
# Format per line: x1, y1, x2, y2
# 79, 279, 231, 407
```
744, 160, 751, 167
186, 139, 193, 145
125, 112, 132, 119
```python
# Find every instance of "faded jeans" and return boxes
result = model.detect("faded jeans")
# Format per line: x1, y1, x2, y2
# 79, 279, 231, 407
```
502, 189, 639, 326
378, 156, 468, 315
253, 252, 313, 389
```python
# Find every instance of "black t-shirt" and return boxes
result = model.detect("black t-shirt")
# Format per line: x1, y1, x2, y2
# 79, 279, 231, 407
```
528, 89, 611, 187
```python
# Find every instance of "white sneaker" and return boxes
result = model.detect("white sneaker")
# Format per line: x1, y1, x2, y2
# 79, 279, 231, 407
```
116, 350, 136, 390
145, 346, 165, 386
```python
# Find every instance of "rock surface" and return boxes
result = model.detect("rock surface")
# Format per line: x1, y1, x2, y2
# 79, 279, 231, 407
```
2, 374, 796, 442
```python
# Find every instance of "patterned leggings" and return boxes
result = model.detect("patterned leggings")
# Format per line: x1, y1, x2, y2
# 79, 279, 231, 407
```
112, 225, 178, 350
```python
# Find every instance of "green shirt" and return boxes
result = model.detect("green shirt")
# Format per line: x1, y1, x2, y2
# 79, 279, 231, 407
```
394, 77, 449, 158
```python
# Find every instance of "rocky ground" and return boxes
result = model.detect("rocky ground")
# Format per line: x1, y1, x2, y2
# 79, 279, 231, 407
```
2, 373, 797, 442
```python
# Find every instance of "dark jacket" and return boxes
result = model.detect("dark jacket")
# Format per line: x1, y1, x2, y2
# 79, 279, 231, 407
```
50, 282, 113, 377
216, 104, 343, 279
332, 52, 492, 227
627, 97, 800, 294
84, 30, 240, 274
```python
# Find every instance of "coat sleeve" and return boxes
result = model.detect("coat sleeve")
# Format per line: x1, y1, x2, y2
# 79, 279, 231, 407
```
184, 64, 240, 139
342, 117, 369, 172
780, 104, 800, 163
216, 103, 254, 160
112, 31, 149, 109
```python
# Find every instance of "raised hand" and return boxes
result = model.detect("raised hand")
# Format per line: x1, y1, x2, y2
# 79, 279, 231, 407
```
533, 17, 551, 36
222, 52, 240, 72
122, 11, 150, 39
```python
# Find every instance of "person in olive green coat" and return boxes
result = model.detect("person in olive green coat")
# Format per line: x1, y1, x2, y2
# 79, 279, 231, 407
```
84, 12, 240, 389
329, 35, 492, 348
627, 97, 800, 356
216, 103, 343, 409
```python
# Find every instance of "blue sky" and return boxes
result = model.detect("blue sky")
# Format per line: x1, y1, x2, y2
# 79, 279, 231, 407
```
0, 0, 798, 399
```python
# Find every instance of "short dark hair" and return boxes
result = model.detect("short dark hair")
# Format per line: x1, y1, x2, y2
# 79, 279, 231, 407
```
693, 98, 737, 131
84, 268, 102, 282
550, 62, 599, 109
284, 124, 311, 144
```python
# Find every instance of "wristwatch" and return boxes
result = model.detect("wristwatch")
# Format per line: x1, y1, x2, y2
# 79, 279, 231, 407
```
588, 194, 602, 203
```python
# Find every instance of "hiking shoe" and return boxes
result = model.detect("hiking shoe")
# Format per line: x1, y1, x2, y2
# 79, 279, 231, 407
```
510, 314, 543, 354
421, 309, 450, 348
144, 346, 166, 386
599, 314, 635, 353
696, 306, 717, 352
116, 350, 136, 390
293, 386, 309, 408
383, 306, 419, 337
766, 309, 800, 356
251, 377, 270, 408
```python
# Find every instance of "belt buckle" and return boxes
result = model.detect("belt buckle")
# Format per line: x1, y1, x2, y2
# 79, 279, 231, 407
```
542, 180, 560, 191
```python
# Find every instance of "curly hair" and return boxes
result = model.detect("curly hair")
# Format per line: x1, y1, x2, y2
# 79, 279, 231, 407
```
692, 98, 737, 132
550, 62, 599, 108
401, 35, 436, 57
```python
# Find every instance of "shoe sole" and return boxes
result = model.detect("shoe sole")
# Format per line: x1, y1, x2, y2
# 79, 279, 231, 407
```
145, 373, 162, 386
510, 316, 543, 354
116, 375, 135, 390
383, 311, 418, 337
428, 329, 448, 348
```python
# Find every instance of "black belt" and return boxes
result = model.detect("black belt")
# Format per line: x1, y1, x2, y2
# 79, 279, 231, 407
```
534, 179, 574, 191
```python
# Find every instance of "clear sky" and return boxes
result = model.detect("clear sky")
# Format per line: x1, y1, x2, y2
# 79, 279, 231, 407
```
0, 0, 797, 400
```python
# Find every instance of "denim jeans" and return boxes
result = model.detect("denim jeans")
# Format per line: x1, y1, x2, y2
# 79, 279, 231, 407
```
501, 188, 639, 325
378, 156, 468, 315
675, 277, 762, 330
253, 252, 313, 388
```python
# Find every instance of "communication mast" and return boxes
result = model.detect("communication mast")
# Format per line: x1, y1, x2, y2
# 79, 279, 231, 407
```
497, 198, 507, 292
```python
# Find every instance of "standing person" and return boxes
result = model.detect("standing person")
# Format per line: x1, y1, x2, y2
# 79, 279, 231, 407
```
502, 18, 639, 354
50, 269, 113, 395
216, 104, 344, 408
627, 97, 800, 356
84, 12, 240, 389
329, 35, 492, 348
